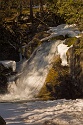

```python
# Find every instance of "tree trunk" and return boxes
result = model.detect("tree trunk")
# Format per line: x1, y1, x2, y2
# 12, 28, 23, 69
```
19, 0, 22, 15
30, 0, 33, 23
40, 0, 43, 12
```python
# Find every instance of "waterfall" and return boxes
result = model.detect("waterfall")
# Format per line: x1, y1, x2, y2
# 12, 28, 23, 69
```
0, 40, 62, 102
0, 24, 80, 102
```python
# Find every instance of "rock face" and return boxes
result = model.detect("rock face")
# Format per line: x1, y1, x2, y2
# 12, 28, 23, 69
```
0, 64, 8, 94
0, 63, 15, 94
38, 36, 83, 100
80, 52, 83, 88
0, 116, 6, 125
67, 38, 83, 98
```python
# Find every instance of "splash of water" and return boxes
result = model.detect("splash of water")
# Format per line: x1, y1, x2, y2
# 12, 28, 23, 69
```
57, 42, 73, 66
0, 40, 62, 102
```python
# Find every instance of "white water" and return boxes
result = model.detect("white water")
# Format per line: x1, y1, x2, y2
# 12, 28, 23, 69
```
0, 40, 61, 101
0, 24, 81, 102
57, 42, 73, 66
0, 60, 16, 72
0, 99, 83, 125
41, 24, 81, 42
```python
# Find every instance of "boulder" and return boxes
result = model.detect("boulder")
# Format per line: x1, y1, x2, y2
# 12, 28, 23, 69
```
0, 63, 10, 94
0, 116, 6, 125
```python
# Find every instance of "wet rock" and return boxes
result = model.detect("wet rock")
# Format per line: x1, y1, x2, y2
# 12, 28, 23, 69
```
0, 116, 6, 125
46, 82, 53, 92
0, 63, 12, 94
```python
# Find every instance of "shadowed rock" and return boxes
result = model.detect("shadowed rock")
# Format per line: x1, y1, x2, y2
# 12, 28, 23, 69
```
0, 116, 6, 125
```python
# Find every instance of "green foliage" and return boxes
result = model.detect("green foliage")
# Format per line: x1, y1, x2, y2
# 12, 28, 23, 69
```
48, 0, 83, 30
0, 0, 83, 29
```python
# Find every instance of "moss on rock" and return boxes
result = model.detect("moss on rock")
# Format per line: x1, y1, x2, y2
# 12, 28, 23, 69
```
65, 37, 78, 47
50, 35, 66, 41
38, 55, 70, 100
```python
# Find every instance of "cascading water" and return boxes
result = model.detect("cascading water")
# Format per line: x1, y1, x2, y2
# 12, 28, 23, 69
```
0, 24, 81, 102
0, 40, 62, 102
